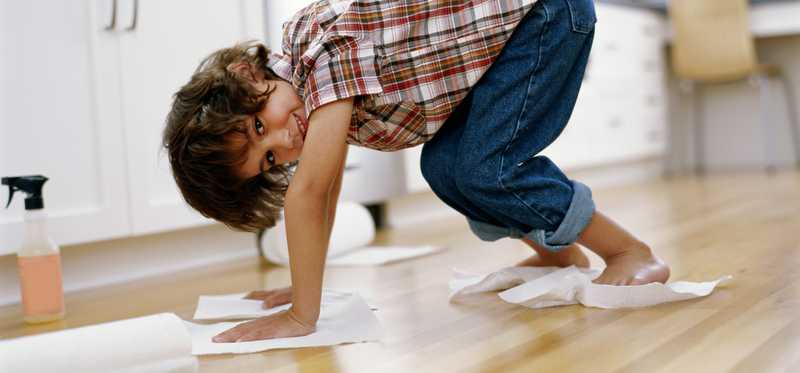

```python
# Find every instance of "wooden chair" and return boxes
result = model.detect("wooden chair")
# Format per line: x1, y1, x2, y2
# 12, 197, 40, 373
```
667, 0, 800, 174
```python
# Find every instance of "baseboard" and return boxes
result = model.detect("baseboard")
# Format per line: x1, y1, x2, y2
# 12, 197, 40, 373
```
0, 224, 257, 307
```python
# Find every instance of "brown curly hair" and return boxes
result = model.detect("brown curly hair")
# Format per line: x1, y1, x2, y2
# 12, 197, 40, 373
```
162, 42, 292, 232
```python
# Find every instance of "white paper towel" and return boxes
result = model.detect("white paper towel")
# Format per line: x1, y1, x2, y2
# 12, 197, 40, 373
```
326, 245, 444, 266
450, 266, 732, 309
0, 313, 197, 373
186, 293, 381, 355
193, 290, 376, 320
261, 201, 444, 266
262, 201, 375, 264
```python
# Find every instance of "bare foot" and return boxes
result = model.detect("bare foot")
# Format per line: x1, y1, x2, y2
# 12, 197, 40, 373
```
517, 241, 590, 268
593, 242, 670, 285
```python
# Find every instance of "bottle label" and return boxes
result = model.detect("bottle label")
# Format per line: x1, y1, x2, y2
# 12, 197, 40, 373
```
17, 254, 65, 316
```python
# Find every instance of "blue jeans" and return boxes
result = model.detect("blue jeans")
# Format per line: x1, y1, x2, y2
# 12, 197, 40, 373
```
420, 0, 597, 252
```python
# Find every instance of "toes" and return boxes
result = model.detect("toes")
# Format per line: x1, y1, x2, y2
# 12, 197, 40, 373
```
592, 275, 614, 285
244, 291, 268, 300
592, 274, 628, 286
516, 255, 544, 267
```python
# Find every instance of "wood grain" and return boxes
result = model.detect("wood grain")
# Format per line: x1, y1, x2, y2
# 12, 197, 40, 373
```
1, 171, 798, 373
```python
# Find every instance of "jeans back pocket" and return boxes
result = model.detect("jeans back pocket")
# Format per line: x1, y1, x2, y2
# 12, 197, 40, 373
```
564, 0, 597, 34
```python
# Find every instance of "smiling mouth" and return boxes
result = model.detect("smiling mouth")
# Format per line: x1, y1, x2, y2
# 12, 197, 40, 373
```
294, 113, 309, 140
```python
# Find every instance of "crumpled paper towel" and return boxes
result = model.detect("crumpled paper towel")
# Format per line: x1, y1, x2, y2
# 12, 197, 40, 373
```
450, 266, 732, 309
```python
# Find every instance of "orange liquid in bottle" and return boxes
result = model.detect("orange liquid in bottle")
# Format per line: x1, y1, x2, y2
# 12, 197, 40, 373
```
18, 253, 65, 323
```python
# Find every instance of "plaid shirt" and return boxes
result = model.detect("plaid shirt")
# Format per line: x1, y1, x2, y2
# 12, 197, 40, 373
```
267, 0, 538, 151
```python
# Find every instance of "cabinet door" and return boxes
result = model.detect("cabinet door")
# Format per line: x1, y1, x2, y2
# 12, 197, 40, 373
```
340, 146, 407, 204
543, 4, 667, 168
0, 0, 130, 254
116, 0, 264, 235
402, 146, 430, 193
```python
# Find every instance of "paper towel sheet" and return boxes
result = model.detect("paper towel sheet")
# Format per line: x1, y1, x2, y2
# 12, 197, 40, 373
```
326, 245, 444, 266
193, 290, 376, 320
450, 266, 732, 309
265, 244, 443, 267
0, 313, 197, 373
186, 294, 381, 355
261, 202, 377, 264
261, 200, 444, 267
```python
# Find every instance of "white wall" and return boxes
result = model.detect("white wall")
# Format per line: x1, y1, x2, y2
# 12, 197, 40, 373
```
263, 0, 316, 51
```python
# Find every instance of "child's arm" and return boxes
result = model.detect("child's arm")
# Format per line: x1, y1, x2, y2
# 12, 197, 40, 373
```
211, 98, 353, 343
284, 98, 352, 325
326, 145, 347, 241
242, 146, 345, 310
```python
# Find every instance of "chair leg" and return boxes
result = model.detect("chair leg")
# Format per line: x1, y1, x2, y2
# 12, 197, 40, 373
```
690, 82, 705, 176
756, 74, 778, 174
667, 81, 691, 177
777, 71, 800, 169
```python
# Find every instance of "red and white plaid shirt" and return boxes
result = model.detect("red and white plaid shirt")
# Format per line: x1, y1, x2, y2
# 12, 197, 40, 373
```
267, 0, 538, 151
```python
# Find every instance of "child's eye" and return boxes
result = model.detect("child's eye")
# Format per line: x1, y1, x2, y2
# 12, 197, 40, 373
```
266, 150, 275, 166
254, 117, 265, 135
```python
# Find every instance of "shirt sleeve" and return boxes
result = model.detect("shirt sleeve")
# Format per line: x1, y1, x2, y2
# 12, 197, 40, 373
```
303, 35, 384, 115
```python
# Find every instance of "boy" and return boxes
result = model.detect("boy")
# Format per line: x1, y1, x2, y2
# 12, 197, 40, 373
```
163, 0, 669, 343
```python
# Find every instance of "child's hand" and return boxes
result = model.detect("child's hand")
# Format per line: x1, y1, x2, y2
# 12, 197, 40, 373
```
211, 308, 315, 343
243, 287, 292, 309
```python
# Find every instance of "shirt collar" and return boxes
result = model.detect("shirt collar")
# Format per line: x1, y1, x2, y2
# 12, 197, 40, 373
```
266, 52, 292, 82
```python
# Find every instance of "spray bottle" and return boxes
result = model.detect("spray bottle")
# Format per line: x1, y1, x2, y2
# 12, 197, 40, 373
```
2, 175, 65, 323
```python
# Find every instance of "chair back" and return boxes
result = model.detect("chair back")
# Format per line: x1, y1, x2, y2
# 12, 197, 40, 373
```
668, 0, 757, 83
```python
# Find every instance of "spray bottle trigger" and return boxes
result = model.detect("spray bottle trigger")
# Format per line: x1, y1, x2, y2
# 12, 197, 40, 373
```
5, 185, 15, 209
2, 178, 18, 209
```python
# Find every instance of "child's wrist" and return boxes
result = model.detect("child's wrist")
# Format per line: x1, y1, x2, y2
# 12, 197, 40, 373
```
287, 306, 317, 328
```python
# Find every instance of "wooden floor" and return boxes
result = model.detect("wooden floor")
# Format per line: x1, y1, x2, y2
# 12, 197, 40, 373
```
1, 171, 799, 372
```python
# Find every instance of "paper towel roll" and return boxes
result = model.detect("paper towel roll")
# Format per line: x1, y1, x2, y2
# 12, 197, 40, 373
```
0, 313, 197, 373
261, 201, 376, 265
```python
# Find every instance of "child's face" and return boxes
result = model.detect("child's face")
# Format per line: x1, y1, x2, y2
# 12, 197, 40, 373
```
231, 78, 308, 179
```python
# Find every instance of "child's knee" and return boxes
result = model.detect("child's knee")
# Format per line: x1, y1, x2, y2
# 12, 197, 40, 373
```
420, 143, 452, 192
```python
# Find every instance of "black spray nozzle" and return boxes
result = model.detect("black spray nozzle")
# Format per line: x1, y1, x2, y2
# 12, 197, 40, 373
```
1, 175, 48, 210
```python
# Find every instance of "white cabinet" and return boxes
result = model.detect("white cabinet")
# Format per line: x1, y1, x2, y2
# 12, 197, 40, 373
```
1, 0, 264, 254
1, 1, 130, 254
403, 146, 428, 194
117, 0, 264, 235
339, 146, 407, 204
543, 4, 667, 169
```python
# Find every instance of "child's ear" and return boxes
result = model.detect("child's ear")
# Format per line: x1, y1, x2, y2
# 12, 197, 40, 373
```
226, 62, 263, 83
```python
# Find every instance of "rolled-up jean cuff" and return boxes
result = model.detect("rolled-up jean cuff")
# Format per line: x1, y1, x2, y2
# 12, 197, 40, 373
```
467, 219, 525, 242
465, 181, 595, 252
524, 180, 595, 252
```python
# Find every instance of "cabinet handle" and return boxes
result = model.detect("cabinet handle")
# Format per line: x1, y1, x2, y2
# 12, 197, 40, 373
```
104, 0, 117, 30
125, 0, 138, 31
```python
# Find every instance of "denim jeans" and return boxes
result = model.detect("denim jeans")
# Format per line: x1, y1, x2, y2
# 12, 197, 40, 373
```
420, 0, 597, 252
